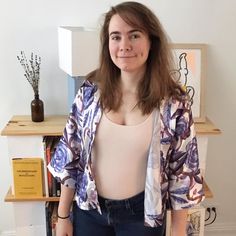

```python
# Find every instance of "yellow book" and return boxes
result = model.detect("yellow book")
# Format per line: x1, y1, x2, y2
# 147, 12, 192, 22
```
12, 158, 43, 198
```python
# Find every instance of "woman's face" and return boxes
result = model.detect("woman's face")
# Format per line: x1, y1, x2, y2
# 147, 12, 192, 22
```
108, 14, 151, 75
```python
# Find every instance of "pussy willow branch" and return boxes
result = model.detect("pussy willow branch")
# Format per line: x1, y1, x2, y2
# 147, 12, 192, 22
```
17, 51, 41, 95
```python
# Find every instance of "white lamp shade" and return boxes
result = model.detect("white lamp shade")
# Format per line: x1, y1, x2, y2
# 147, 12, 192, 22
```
58, 26, 100, 76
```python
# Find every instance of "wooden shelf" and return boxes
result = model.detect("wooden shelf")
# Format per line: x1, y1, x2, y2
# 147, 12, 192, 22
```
1, 115, 221, 136
1, 115, 67, 136
5, 181, 212, 202
195, 117, 221, 135
203, 180, 213, 198
4, 187, 60, 202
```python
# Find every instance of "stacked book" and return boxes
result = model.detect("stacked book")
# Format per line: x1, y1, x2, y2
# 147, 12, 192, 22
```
43, 136, 61, 197
12, 157, 43, 198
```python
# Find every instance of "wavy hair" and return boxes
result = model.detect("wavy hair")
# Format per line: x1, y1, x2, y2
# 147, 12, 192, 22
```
87, 1, 184, 114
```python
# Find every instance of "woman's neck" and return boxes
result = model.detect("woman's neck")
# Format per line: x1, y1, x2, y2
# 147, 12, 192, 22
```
120, 70, 144, 94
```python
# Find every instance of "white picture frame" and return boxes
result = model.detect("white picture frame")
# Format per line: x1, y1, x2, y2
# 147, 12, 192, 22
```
171, 44, 207, 123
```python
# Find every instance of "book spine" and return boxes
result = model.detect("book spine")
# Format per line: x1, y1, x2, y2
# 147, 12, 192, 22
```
52, 177, 57, 197
43, 137, 49, 197
46, 137, 53, 197
56, 179, 61, 197
51, 137, 60, 197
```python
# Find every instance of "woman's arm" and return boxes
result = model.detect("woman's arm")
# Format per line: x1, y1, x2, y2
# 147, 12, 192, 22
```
56, 184, 75, 236
171, 209, 188, 236
58, 184, 75, 217
166, 98, 204, 234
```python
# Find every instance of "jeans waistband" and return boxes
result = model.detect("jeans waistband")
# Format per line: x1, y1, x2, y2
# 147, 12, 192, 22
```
98, 191, 144, 210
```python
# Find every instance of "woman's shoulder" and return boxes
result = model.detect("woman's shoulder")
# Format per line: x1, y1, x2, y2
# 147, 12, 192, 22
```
81, 79, 98, 89
159, 94, 192, 127
79, 79, 99, 97
161, 94, 191, 113
82, 69, 100, 89
74, 79, 100, 110
159, 94, 193, 134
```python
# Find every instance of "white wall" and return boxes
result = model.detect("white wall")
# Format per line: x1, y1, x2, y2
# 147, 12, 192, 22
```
0, 0, 236, 234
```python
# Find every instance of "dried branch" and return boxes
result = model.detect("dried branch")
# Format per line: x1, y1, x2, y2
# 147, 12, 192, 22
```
17, 51, 41, 95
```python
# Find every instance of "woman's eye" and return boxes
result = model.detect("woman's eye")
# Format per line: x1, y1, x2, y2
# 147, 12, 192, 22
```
130, 34, 140, 40
111, 35, 121, 41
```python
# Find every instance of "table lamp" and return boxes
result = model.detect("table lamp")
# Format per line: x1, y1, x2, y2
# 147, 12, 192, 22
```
58, 26, 100, 108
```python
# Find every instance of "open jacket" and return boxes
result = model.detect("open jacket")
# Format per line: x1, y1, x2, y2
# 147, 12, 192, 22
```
48, 80, 204, 227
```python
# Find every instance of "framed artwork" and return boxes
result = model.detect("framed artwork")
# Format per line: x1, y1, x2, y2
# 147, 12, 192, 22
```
166, 206, 205, 236
171, 44, 207, 123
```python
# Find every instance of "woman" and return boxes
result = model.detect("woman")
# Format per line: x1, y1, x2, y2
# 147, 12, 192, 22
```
48, 2, 204, 236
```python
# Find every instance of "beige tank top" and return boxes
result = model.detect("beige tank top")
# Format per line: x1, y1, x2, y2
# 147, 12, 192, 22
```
91, 111, 153, 199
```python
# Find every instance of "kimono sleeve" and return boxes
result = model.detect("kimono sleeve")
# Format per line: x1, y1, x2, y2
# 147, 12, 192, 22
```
168, 99, 205, 210
47, 87, 84, 189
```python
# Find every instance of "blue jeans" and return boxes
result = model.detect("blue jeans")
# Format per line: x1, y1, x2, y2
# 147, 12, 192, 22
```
73, 191, 165, 236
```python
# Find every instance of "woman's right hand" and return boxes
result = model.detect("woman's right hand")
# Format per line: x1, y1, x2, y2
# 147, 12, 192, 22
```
56, 218, 73, 236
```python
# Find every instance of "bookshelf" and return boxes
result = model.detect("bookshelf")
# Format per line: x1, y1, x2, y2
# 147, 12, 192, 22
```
1, 115, 220, 235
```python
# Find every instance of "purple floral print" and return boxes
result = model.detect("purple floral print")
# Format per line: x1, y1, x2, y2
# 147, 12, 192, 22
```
47, 80, 204, 227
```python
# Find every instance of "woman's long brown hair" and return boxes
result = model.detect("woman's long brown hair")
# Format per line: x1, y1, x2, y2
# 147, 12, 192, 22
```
87, 1, 184, 114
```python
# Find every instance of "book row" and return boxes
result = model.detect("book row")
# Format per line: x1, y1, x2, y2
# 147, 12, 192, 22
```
43, 136, 61, 197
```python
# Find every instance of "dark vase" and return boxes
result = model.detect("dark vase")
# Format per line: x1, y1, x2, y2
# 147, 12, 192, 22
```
31, 94, 44, 122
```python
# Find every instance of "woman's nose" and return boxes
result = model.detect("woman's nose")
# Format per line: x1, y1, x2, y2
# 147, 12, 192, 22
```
120, 38, 132, 52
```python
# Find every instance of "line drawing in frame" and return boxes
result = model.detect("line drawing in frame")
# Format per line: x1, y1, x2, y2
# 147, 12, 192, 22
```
171, 44, 207, 123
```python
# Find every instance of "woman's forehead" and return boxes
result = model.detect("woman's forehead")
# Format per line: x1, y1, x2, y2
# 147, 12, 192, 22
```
109, 13, 145, 33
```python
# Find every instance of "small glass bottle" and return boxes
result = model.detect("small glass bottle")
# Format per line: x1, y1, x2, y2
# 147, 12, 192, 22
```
31, 94, 44, 122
